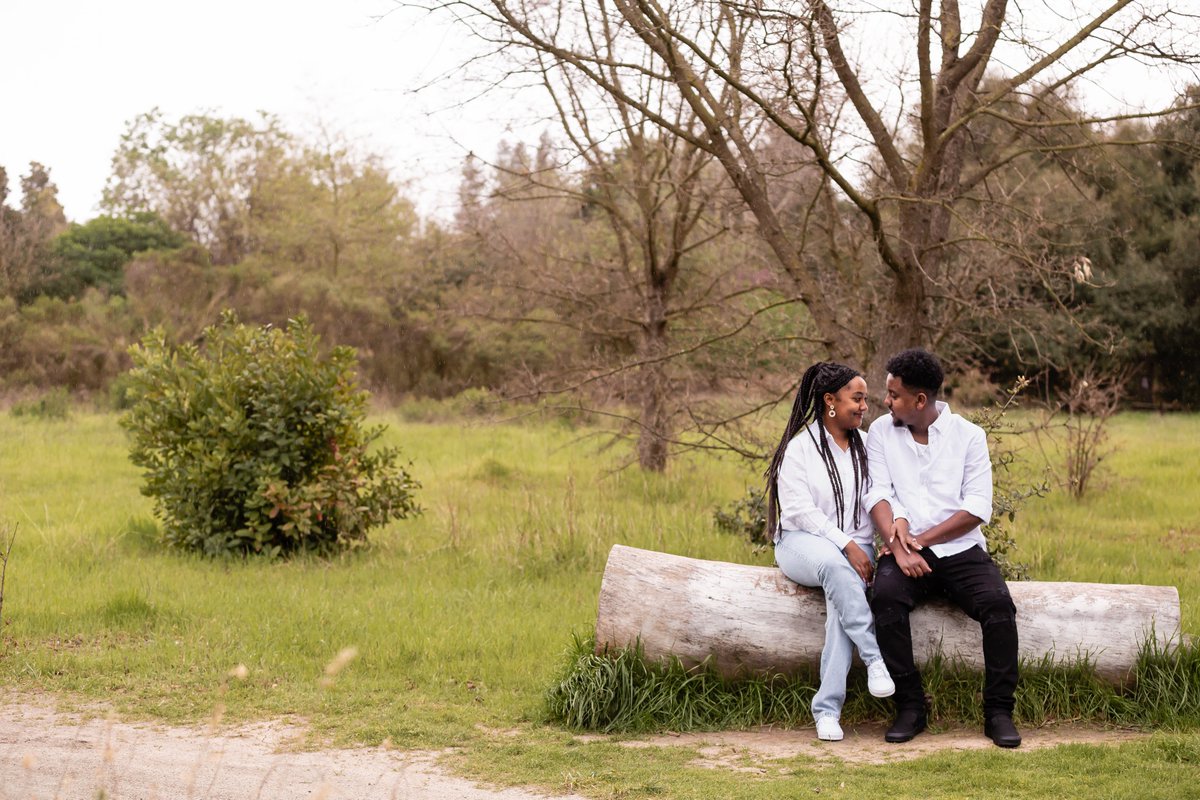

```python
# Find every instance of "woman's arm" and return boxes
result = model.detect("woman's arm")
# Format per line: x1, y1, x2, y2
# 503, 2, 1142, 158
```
776, 434, 851, 550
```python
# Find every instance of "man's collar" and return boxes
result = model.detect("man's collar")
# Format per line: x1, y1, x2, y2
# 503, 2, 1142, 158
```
928, 400, 952, 431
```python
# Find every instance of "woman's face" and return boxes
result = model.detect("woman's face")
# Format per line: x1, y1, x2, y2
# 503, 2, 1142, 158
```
825, 376, 869, 430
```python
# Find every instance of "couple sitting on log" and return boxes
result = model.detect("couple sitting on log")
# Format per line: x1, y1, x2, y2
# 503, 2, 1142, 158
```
765, 348, 1021, 748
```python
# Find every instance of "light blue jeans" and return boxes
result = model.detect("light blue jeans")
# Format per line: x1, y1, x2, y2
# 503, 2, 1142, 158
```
775, 530, 882, 722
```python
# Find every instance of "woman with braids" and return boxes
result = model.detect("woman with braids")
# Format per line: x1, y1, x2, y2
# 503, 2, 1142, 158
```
766, 362, 895, 741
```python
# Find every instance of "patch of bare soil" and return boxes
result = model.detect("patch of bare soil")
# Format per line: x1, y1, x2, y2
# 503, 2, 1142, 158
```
616, 721, 1150, 770
0, 698, 585, 800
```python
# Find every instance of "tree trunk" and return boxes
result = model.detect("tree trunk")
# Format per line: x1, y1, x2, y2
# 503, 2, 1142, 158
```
595, 544, 1181, 684
636, 289, 670, 472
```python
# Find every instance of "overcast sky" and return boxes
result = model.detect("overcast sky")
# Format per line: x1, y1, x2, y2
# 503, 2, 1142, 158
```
2, 2, 1193, 225
0, 0, 533, 223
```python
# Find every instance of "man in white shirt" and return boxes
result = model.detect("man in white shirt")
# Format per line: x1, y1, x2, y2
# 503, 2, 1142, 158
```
865, 349, 1021, 748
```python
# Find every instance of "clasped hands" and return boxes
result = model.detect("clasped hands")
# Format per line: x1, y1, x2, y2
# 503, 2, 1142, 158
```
880, 518, 932, 578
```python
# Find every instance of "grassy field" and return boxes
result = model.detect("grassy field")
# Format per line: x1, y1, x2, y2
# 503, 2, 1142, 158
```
0, 407, 1197, 798
1012, 413, 1200, 632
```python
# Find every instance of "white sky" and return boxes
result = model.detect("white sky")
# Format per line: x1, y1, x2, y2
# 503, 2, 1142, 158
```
1, 1, 1194, 225
0, 0, 537, 223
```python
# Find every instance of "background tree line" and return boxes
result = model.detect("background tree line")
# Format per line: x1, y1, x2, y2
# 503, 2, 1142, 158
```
1, 49, 1198, 471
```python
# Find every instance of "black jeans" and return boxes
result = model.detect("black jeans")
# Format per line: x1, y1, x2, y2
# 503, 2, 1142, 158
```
870, 545, 1019, 717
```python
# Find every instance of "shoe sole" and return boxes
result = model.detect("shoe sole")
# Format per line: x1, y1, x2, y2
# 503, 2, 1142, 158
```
869, 685, 896, 698
884, 724, 926, 743
817, 734, 844, 741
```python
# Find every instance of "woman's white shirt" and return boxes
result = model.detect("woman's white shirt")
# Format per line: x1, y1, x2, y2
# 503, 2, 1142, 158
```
776, 421, 873, 551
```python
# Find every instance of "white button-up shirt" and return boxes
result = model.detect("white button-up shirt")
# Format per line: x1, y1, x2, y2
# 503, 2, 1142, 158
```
776, 421, 874, 551
864, 401, 993, 557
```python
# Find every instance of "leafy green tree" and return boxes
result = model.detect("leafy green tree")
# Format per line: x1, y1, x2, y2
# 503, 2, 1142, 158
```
31, 213, 186, 300
121, 313, 420, 557
0, 162, 67, 300
1090, 95, 1200, 405
103, 109, 291, 266
253, 129, 416, 284
991, 90, 1200, 406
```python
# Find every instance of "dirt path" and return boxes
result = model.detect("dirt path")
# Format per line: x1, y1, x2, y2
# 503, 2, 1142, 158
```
617, 722, 1150, 770
0, 700, 585, 800
0, 697, 1151, 799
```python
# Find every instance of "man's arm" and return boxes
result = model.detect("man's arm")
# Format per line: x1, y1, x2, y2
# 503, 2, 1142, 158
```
909, 510, 985, 547
866, 429, 929, 576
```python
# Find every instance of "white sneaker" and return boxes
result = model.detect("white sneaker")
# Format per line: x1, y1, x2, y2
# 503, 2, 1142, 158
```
867, 659, 896, 698
815, 716, 844, 741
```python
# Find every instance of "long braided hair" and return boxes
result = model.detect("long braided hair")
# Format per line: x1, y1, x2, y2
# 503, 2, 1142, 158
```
764, 362, 869, 542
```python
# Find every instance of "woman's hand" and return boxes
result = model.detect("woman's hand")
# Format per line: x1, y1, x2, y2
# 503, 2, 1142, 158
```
889, 518, 922, 554
843, 541, 874, 584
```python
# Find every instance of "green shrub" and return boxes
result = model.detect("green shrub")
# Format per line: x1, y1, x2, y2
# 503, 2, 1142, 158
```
120, 312, 420, 557
712, 486, 768, 545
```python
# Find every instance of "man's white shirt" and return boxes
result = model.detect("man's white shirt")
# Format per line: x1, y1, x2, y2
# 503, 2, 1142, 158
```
864, 401, 993, 557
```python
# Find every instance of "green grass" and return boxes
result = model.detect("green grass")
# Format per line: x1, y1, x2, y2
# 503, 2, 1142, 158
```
0, 408, 1197, 797
0, 409, 755, 746
546, 634, 1200, 734
1012, 413, 1200, 632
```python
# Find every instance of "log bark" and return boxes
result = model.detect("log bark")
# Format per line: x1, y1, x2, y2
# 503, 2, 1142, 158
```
595, 544, 1181, 684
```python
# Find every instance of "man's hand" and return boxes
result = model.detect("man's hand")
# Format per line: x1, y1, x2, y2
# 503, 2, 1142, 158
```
843, 541, 874, 584
893, 544, 932, 578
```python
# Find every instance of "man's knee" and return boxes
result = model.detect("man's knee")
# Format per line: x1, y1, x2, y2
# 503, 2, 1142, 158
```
869, 567, 912, 624
976, 585, 1017, 625
871, 600, 908, 628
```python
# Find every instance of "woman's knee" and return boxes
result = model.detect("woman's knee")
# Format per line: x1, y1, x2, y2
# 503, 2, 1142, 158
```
818, 555, 860, 589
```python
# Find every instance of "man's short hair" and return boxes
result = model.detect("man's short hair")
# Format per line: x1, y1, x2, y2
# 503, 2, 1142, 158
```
886, 348, 944, 396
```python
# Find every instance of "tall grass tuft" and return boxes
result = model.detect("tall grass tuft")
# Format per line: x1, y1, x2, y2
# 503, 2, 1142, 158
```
545, 635, 817, 733
547, 635, 1200, 732
1126, 636, 1200, 726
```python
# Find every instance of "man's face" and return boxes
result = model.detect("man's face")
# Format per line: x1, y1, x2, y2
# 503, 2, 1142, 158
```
885, 373, 924, 427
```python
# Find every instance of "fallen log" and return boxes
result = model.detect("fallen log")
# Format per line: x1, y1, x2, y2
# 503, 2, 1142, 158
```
595, 544, 1181, 684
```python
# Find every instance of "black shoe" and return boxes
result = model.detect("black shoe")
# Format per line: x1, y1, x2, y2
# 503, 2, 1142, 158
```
884, 708, 927, 743
984, 713, 1022, 748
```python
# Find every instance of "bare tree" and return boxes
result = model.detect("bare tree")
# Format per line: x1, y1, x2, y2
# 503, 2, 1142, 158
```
419, 0, 1199, 397
526, 24, 750, 470
457, 93, 776, 469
